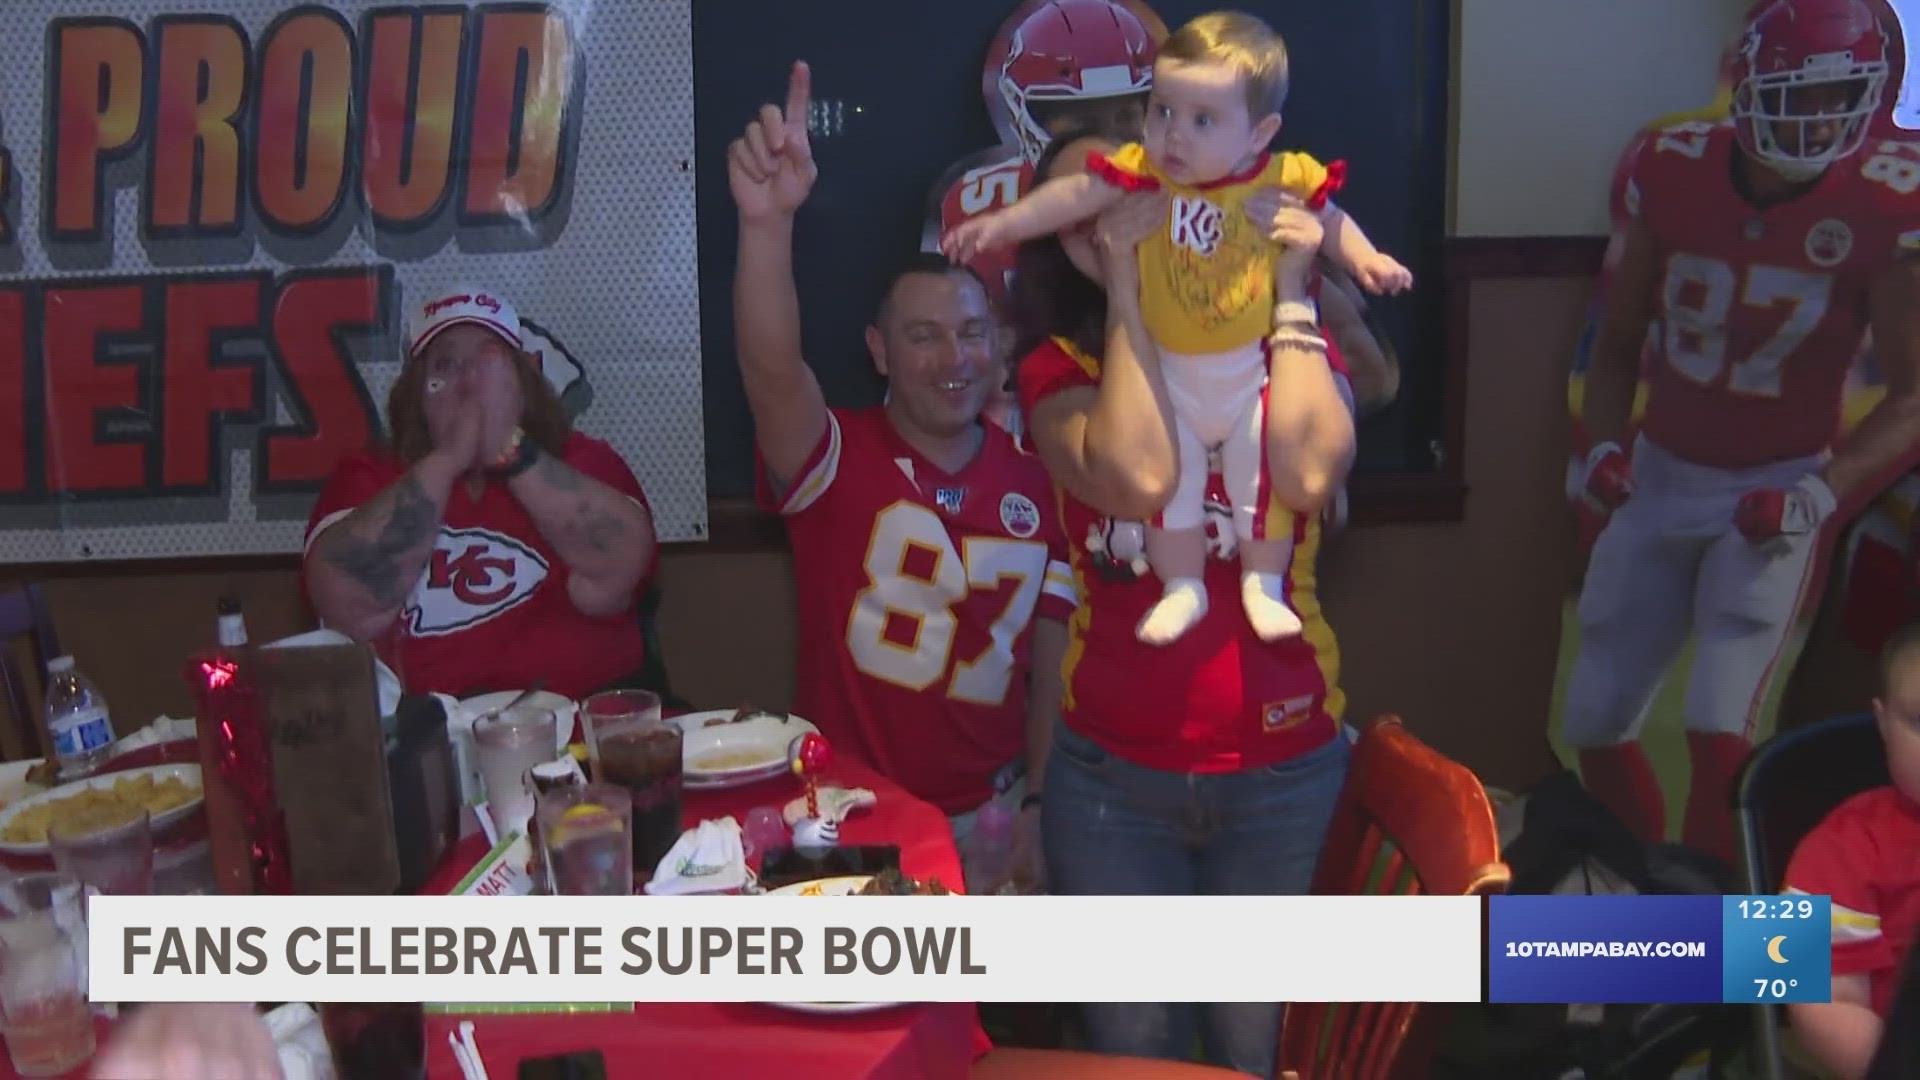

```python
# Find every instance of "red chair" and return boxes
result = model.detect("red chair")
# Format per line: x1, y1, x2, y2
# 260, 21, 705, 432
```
1277, 717, 1510, 1080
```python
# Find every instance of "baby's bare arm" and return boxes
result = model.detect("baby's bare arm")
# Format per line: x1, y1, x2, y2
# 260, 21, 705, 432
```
1320, 204, 1382, 274
994, 174, 1124, 243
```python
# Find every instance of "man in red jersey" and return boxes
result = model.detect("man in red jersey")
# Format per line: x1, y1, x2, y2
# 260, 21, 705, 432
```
728, 61, 1075, 848
304, 289, 657, 703
1564, 0, 1920, 864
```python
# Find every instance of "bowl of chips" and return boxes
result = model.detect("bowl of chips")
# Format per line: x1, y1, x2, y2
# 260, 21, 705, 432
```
0, 764, 203, 856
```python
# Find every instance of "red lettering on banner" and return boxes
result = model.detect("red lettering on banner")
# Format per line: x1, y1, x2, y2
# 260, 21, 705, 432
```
161, 277, 264, 490
148, 17, 247, 235
254, 9, 353, 234
46, 19, 148, 242
462, 8, 577, 224
46, 5, 582, 253
42, 284, 148, 493
0, 290, 27, 493
0, 270, 384, 503
260, 268, 385, 489
361, 9, 463, 229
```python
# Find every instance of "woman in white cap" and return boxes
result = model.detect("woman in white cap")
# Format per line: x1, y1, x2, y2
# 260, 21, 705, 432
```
302, 288, 658, 702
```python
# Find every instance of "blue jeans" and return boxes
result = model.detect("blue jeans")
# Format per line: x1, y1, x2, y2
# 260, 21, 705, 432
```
1041, 725, 1351, 1077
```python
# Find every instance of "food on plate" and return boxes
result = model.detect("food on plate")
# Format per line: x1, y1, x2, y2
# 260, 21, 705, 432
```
856, 869, 952, 896
24, 760, 60, 786
691, 749, 773, 772
717, 704, 789, 727
1, 772, 201, 844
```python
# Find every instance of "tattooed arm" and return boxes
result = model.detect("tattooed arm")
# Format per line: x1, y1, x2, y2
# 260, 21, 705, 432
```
305, 450, 463, 640
507, 449, 657, 618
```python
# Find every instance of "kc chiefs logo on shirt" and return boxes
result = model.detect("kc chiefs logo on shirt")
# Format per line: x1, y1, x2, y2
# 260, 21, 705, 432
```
404, 527, 549, 636
1170, 195, 1225, 256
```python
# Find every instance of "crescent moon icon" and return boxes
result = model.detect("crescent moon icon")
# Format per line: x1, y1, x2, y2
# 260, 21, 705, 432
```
1766, 935, 1789, 964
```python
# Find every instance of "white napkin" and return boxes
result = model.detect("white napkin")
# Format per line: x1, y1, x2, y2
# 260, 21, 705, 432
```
264, 1002, 338, 1080
643, 818, 747, 895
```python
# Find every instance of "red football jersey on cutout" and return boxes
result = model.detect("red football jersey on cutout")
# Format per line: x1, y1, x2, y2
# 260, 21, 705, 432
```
304, 432, 654, 704
1017, 337, 1344, 775
759, 408, 1076, 814
926, 150, 1035, 307
1785, 786, 1920, 1017
1628, 120, 1920, 468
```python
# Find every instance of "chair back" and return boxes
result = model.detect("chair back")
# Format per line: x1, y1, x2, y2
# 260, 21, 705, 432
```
0, 585, 61, 759
1731, 712, 1887, 895
1278, 717, 1509, 1080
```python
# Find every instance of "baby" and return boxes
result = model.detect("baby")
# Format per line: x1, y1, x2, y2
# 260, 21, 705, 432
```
946, 11, 1410, 644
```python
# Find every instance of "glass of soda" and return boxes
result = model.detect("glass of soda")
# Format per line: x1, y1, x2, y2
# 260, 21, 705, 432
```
582, 690, 681, 881
318, 1001, 425, 1080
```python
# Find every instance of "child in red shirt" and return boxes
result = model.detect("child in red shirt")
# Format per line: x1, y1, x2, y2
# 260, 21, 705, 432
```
1785, 623, 1920, 1078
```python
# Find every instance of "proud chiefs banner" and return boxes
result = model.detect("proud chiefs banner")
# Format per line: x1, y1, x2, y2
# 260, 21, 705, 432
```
0, 1, 703, 562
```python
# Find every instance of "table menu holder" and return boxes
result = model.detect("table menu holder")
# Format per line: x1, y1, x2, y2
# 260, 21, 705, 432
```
425, 832, 633, 1016
253, 642, 402, 895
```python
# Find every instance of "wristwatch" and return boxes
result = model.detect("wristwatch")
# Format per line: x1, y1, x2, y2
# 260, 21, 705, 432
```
490, 427, 538, 479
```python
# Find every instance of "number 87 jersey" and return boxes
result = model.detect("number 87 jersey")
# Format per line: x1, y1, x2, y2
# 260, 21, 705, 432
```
758, 406, 1077, 815
1626, 118, 1920, 469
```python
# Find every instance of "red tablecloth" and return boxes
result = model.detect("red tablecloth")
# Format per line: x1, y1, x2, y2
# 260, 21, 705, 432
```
422, 756, 991, 1080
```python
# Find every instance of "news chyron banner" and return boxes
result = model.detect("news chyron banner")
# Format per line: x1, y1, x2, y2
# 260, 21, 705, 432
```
1489, 895, 1833, 1005
0, 1, 705, 563
88, 895, 1487, 1004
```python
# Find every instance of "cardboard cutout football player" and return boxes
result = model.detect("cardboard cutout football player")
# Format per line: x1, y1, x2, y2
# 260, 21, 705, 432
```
1560, 0, 1920, 864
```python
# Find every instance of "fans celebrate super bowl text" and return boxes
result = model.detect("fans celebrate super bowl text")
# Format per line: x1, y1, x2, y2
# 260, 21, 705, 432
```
1013, 115, 1352, 1073
727, 61, 1077, 872
1561, 0, 1920, 865
303, 291, 659, 702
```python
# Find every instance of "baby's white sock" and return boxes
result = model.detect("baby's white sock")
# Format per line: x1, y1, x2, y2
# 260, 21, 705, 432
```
1242, 570, 1302, 641
1137, 578, 1208, 645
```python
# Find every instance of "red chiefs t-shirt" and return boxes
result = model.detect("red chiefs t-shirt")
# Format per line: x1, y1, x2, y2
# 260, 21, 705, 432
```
759, 407, 1077, 814
1785, 786, 1920, 1017
1626, 120, 1920, 468
1017, 337, 1343, 774
303, 432, 654, 702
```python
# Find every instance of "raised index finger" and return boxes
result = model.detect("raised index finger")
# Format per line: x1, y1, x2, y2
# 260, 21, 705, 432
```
784, 61, 812, 140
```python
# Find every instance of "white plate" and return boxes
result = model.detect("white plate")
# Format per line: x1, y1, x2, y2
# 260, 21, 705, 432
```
760, 875, 907, 1015
0, 764, 204, 856
683, 761, 789, 792
763, 1000, 911, 1016
671, 710, 820, 779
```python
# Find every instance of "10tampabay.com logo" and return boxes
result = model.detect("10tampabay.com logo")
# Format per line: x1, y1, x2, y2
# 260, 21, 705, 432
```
1489, 895, 1831, 1004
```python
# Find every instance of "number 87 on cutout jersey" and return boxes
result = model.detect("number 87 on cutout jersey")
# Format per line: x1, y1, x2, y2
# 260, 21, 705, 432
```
1624, 119, 1920, 471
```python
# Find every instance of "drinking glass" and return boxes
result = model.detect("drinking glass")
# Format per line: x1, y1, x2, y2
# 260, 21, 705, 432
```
537, 782, 634, 896
48, 807, 154, 897
582, 691, 681, 877
0, 873, 93, 1077
319, 1001, 424, 1080
471, 707, 558, 841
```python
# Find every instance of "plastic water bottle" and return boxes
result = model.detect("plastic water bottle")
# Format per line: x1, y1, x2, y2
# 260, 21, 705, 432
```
44, 657, 114, 775
961, 805, 1017, 896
